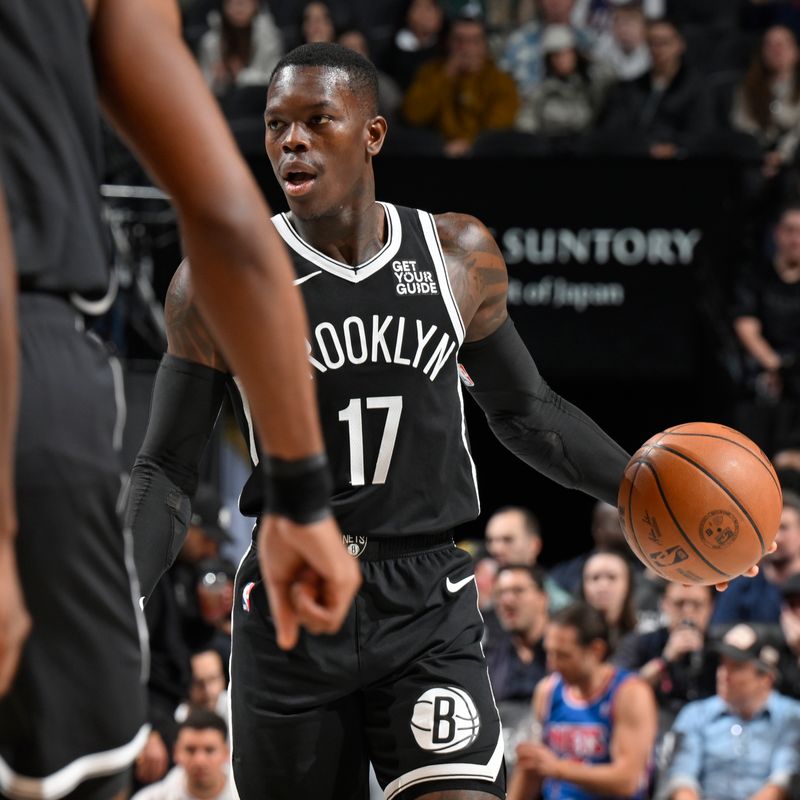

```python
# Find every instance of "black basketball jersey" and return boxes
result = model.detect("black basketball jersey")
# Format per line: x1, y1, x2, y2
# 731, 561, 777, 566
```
0, 0, 109, 296
231, 202, 480, 536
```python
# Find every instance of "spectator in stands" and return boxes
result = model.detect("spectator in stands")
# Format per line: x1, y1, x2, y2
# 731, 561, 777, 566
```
132, 710, 236, 800
776, 571, 800, 698
711, 490, 800, 625
514, 24, 615, 140
383, 0, 447, 91
196, 0, 283, 95
732, 25, 800, 182
337, 27, 404, 122
484, 505, 574, 612
732, 203, 800, 453
486, 564, 551, 703
579, 549, 639, 655
486, 564, 551, 779
658, 622, 800, 800
592, 0, 653, 80
297, 0, 337, 46
401, 9, 520, 157
574, 0, 664, 39
508, 602, 658, 800
591, 16, 708, 158
500, 0, 594, 96
176, 648, 230, 727
614, 582, 717, 733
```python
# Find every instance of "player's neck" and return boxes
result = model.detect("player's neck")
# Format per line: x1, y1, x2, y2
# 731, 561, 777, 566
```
288, 202, 386, 267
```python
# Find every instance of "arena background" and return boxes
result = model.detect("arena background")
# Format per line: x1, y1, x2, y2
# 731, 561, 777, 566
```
116, 153, 752, 567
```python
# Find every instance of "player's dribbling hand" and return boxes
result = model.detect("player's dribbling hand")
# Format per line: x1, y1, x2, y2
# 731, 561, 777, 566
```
258, 513, 361, 650
0, 539, 30, 696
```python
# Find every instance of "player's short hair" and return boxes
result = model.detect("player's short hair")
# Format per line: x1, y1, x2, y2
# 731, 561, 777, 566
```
551, 601, 610, 652
269, 42, 380, 117
178, 708, 228, 740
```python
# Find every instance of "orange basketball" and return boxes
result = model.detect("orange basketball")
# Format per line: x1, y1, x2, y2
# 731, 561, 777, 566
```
618, 422, 783, 585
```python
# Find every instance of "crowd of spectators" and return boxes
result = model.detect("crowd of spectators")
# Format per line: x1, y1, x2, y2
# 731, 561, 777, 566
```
471, 443, 800, 797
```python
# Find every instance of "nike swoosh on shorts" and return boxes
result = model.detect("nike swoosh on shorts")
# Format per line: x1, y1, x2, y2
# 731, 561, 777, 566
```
293, 270, 323, 286
445, 574, 475, 593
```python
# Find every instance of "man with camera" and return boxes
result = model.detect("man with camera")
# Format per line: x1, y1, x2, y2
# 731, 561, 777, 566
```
614, 582, 717, 732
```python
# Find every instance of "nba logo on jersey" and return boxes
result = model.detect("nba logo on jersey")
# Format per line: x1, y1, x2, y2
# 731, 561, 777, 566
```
242, 581, 255, 612
410, 687, 480, 753
343, 534, 367, 557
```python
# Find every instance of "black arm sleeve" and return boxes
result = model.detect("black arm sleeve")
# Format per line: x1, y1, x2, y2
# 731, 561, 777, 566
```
126, 354, 228, 600
458, 316, 631, 507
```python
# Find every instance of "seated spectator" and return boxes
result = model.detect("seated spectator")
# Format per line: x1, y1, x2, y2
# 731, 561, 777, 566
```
579, 549, 638, 655
592, 0, 653, 80
777, 571, 800, 698
590, 16, 709, 158
712, 490, 800, 626
196, 0, 283, 95
514, 24, 615, 140
382, 0, 447, 91
132, 710, 237, 800
550, 499, 637, 594
574, 0, 665, 39
176, 647, 230, 727
485, 564, 551, 779
614, 582, 717, 733
731, 25, 800, 182
484, 505, 574, 612
485, 564, 550, 703
657, 623, 800, 800
509, 602, 658, 800
500, 0, 594, 96
295, 0, 337, 47
731, 203, 800, 454
337, 27, 404, 122
401, 9, 520, 157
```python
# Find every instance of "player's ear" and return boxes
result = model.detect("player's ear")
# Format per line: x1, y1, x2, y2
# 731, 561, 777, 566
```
365, 115, 388, 156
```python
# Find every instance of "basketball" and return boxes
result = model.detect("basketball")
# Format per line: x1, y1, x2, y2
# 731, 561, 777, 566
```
618, 422, 783, 585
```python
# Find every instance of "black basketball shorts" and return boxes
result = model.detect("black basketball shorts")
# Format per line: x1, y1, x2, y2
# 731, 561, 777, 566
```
0, 295, 149, 800
230, 534, 505, 800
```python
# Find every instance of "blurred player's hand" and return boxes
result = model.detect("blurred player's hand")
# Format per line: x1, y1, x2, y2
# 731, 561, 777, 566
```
135, 730, 169, 784
0, 539, 30, 696
711, 541, 777, 592
258, 514, 361, 650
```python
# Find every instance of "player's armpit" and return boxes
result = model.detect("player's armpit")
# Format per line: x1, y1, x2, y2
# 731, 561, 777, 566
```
459, 317, 630, 507
126, 355, 228, 599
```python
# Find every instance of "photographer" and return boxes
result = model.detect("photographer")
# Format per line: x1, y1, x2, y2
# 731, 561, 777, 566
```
614, 582, 717, 732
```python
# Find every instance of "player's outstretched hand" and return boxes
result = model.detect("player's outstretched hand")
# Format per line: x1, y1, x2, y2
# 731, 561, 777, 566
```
711, 541, 778, 592
0, 540, 30, 696
258, 514, 361, 650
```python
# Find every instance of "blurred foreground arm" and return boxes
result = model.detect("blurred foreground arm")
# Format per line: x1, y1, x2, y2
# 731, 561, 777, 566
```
94, 0, 359, 647
0, 187, 31, 695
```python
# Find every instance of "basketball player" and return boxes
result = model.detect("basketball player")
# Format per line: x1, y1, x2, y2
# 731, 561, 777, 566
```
129, 42, 759, 800
0, 3, 359, 799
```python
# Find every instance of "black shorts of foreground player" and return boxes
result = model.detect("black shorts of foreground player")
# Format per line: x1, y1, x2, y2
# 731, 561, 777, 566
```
129, 43, 639, 800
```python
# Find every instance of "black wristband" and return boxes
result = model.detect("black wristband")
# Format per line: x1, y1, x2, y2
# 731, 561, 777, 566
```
262, 453, 333, 524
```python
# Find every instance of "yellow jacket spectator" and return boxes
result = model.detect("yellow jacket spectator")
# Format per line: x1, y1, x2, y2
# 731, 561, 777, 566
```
401, 11, 520, 157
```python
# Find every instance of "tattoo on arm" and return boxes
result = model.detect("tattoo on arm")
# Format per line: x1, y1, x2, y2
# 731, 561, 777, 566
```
165, 261, 228, 370
437, 213, 509, 342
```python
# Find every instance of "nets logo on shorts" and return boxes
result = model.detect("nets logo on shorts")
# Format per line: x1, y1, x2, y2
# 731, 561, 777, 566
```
410, 687, 480, 753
